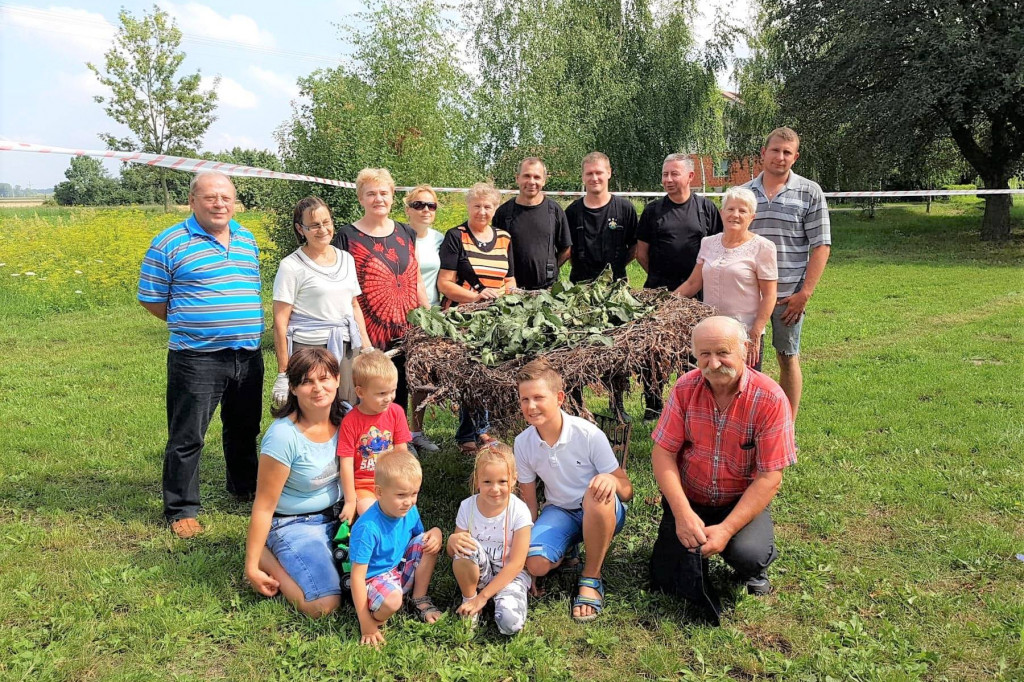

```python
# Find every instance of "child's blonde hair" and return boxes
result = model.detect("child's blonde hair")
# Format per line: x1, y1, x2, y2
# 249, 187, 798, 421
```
515, 358, 564, 393
352, 349, 398, 388
470, 442, 518, 495
375, 450, 422, 490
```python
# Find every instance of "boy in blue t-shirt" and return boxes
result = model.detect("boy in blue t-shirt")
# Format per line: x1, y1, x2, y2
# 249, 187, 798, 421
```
349, 450, 443, 646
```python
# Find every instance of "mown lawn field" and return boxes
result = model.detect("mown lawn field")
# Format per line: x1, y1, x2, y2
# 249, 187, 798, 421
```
0, 201, 1021, 681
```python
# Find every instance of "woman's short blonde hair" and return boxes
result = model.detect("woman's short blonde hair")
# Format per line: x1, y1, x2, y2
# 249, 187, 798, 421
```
356, 168, 396, 197
465, 182, 501, 206
722, 186, 758, 215
403, 184, 438, 207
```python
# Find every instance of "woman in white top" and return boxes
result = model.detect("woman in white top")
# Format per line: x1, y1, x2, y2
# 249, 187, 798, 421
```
675, 186, 778, 369
403, 184, 445, 454
272, 197, 371, 405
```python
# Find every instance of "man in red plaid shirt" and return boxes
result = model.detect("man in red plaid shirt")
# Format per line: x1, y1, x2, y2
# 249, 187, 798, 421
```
650, 316, 796, 595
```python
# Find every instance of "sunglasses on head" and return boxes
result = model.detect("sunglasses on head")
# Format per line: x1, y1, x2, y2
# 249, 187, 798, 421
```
408, 200, 437, 211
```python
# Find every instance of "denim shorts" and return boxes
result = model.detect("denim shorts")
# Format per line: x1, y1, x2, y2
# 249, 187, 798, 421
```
527, 497, 627, 564
265, 512, 341, 602
768, 302, 803, 356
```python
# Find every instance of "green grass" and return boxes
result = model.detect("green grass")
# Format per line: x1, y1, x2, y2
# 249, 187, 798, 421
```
0, 202, 1022, 681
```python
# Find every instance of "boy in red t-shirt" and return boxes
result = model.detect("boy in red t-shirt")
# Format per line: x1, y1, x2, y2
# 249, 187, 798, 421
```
338, 350, 413, 524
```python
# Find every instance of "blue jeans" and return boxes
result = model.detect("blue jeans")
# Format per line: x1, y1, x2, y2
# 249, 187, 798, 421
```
266, 512, 341, 602
163, 348, 263, 521
455, 406, 490, 444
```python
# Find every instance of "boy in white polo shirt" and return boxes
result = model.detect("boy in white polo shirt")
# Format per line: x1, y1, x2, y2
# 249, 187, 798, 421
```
514, 359, 633, 623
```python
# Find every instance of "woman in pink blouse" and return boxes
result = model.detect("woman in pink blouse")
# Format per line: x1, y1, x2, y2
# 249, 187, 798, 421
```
675, 187, 777, 369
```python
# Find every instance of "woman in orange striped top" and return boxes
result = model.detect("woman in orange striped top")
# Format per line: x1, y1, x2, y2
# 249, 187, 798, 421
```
438, 182, 517, 452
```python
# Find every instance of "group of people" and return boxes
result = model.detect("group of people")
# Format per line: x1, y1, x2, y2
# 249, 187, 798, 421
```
137, 126, 831, 640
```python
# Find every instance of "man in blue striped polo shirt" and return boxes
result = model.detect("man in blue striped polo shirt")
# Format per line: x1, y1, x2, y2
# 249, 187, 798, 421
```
744, 127, 831, 419
138, 171, 264, 538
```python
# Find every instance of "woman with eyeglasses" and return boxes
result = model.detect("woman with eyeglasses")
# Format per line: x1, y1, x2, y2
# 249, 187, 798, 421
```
403, 184, 445, 454
271, 197, 370, 406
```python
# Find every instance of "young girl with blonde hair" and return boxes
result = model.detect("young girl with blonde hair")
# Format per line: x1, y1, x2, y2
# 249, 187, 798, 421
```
446, 443, 533, 634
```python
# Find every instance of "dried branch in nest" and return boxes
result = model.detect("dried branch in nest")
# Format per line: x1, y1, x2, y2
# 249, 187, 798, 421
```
404, 291, 715, 437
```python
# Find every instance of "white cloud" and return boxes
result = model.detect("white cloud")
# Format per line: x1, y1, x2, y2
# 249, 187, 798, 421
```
55, 70, 106, 98
200, 76, 258, 109
248, 67, 300, 99
208, 131, 259, 151
0, 4, 115, 58
161, 2, 276, 47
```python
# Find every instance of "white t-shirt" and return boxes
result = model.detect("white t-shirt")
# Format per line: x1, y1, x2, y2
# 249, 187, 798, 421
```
272, 246, 361, 345
455, 494, 533, 567
514, 411, 621, 510
415, 229, 445, 307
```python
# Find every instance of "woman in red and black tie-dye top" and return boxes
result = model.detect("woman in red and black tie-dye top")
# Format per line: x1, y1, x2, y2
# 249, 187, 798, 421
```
333, 168, 430, 419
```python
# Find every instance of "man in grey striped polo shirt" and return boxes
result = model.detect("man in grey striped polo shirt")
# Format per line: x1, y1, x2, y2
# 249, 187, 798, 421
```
138, 172, 264, 539
744, 127, 831, 418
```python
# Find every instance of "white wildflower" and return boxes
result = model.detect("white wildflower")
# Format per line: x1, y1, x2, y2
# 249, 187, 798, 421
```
24, 271, 36, 276
11, 273, 21, 277
95, 259, 104, 263
75, 290, 83, 294
75, 269, 83, 274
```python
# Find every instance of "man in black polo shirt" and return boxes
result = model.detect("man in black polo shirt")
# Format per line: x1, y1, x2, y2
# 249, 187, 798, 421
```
636, 153, 723, 419
492, 157, 572, 290
565, 151, 638, 283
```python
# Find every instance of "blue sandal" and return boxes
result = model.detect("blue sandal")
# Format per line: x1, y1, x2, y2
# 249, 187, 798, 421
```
571, 576, 605, 623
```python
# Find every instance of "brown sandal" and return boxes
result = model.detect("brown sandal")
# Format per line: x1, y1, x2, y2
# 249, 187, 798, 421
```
170, 518, 203, 539
408, 595, 442, 623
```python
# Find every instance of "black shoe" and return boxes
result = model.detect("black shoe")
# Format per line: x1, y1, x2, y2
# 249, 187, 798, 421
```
745, 574, 772, 596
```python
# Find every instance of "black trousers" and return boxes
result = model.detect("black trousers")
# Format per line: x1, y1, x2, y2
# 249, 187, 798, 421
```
163, 348, 263, 521
652, 497, 778, 581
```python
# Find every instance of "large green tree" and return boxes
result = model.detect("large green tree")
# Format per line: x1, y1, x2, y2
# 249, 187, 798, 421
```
278, 0, 480, 231
88, 5, 218, 211
205, 148, 284, 211
468, 0, 723, 190
771, 0, 1024, 240
53, 156, 118, 206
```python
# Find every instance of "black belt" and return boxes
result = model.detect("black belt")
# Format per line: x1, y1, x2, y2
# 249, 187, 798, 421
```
273, 503, 337, 519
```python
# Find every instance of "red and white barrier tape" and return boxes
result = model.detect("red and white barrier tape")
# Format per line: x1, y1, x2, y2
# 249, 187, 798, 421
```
3, 140, 1022, 199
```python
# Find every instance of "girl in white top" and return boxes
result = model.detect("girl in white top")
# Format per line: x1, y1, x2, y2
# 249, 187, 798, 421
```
272, 197, 371, 405
675, 186, 778, 369
447, 443, 533, 634
403, 185, 446, 453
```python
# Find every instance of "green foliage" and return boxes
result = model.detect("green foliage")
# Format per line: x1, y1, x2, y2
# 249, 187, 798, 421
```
205, 147, 284, 211
52, 157, 119, 206
408, 269, 655, 365
87, 5, 218, 210
278, 0, 481, 233
770, 0, 1024, 239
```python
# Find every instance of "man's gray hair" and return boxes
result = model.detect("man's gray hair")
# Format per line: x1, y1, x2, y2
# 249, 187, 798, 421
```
189, 171, 234, 196
517, 156, 548, 177
663, 153, 695, 173
723, 186, 757, 214
691, 315, 750, 354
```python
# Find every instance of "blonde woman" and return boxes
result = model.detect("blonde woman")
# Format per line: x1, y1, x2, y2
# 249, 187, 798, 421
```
332, 169, 430, 436
403, 184, 445, 453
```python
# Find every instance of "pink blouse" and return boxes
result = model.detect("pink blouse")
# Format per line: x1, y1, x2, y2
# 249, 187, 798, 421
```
696, 233, 778, 332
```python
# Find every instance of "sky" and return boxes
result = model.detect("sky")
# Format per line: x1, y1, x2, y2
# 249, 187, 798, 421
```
0, 0, 751, 189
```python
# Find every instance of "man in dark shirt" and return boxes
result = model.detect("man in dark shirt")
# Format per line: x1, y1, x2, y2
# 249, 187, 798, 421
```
492, 157, 573, 290
636, 153, 723, 419
565, 152, 638, 283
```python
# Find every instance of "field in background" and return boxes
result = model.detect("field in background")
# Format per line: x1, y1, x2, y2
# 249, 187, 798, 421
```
0, 201, 1022, 680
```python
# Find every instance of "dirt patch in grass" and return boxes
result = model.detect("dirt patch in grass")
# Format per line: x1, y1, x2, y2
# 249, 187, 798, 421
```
737, 624, 794, 655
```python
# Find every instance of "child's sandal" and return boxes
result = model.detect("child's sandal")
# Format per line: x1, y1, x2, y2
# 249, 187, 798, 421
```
571, 576, 605, 623
408, 595, 442, 623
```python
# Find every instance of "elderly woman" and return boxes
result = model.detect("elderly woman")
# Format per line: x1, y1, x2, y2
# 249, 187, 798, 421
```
675, 186, 777, 369
245, 348, 350, 618
438, 182, 515, 452
272, 197, 370, 406
403, 184, 445, 454
333, 169, 430, 435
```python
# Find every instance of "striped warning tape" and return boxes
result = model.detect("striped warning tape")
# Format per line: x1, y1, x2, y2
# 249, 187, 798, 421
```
3, 140, 1022, 199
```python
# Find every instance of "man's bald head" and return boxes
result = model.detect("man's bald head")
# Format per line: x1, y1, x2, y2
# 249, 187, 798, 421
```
692, 316, 749, 354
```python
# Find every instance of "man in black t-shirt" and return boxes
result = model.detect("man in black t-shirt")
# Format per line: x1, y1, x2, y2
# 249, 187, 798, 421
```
492, 157, 572, 290
636, 153, 723, 419
565, 152, 638, 283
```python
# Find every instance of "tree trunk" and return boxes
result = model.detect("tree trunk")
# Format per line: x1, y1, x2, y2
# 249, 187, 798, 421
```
980, 175, 1011, 241
161, 171, 170, 213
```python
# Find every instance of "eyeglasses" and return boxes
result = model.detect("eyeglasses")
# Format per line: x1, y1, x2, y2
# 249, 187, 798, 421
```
301, 220, 333, 232
408, 200, 437, 211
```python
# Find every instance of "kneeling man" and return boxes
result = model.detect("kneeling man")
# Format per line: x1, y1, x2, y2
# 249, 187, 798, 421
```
650, 316, 796, 595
